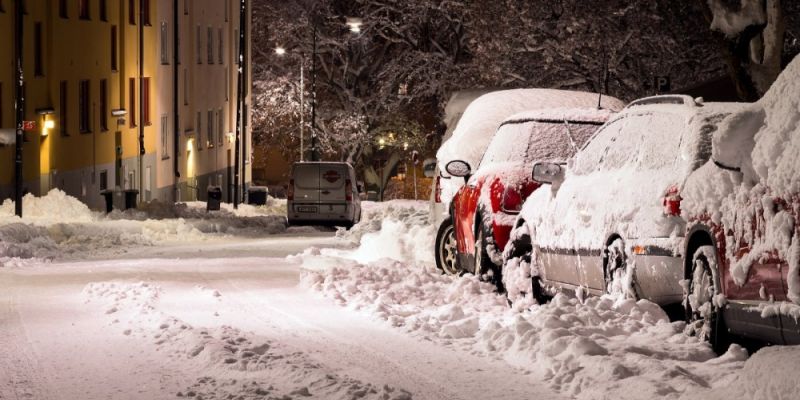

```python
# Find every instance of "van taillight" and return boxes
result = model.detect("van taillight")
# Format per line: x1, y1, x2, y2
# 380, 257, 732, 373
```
345, 179, 353, 202
435, 176, 442, 203
288, 179, 295, 201
662, 185, 681, 216
501, 186, 523, 214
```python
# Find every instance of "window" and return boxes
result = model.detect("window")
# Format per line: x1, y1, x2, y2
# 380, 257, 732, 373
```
161, 115, 169, 159
99, 0, 107, 21
207, 110, 214, 147
100, 170, 108, 191
234, 29, 239, 64
160, 22, 169, 64
59, 0, 68, 18
100, 79, 108, 131
196, 112, 202, 148
218, 109, 224, 145
128, 0, 135, 25
224, 67, 229, 101
224, 0, 228, 22
207, 27, 214, 64
142, 0, 151, 25
34, 22, 43, 77
218, 28, 223, 65
129, 78, 136, 127
79, 80, 91, 133
79, 0, 89, 19
111, 26, 118, 71
0, 0, 4, 13
183, 0, 188, 15
0, 83, 3, 128
196, 25, 202, 64
143, 77, 151, 126
183, 69, 188, 105
60, 81, 68, 135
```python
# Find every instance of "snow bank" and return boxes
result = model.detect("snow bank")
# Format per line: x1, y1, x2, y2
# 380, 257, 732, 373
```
0, 190, 289, 266
297, 200, 753, 399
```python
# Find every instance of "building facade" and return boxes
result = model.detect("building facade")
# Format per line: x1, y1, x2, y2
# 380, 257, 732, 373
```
0, 0, 252, 210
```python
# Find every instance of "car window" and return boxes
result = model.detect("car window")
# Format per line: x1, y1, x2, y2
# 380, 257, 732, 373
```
481, 120, 602, 166
573, 112, 686, 174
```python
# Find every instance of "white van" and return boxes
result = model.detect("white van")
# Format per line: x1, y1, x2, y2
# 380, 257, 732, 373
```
287, 162, 362, 228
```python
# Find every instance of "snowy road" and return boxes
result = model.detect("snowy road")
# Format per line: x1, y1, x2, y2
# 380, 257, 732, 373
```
0, 232, 563, 400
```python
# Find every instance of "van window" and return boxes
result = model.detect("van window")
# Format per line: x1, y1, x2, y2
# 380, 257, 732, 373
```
319, 166, 346, 189
293, 164, 318, 189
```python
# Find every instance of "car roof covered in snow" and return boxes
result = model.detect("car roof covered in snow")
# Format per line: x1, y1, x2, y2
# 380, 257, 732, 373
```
436, 89, 625, 170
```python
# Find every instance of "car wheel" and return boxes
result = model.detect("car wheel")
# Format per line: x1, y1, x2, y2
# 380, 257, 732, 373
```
503, 227, 549, 306
475, 223, 504, 293
435, 217, 459, 275
685, 245, 729, 354
604, 238, 637, 299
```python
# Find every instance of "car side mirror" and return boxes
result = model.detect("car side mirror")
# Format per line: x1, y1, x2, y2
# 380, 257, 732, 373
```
445, 160, 472, 182
711, 107, 764, 173
532, 162, 565, 185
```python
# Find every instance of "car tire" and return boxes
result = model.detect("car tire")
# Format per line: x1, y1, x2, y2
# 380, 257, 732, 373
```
435, 217, 460, 275
604, 238, 638, 299
503, 227, 549, 306
475, 222, 504, 293
685, 245, 729, 354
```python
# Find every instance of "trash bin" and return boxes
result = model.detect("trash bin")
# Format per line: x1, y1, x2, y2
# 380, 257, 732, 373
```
100, 189, 114, 213
247, 186, 268, 205
123, 189, 139, 210
207, 186, 222, 211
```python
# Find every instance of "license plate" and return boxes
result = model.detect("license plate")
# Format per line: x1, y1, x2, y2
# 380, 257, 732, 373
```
297, 206, 317, 213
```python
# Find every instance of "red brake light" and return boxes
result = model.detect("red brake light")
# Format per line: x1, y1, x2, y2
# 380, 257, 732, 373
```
501, 186, 523, 214
287, 179, 295, 201
435, 176, 442, 203
345, 179, 353, 202
662, 185, 682, 216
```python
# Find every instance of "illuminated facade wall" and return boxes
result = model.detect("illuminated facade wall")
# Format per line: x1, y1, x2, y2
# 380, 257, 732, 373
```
0, 0, 252, 209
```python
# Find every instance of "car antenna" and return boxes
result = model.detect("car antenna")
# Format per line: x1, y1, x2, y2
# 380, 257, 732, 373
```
597, 48, 609, 110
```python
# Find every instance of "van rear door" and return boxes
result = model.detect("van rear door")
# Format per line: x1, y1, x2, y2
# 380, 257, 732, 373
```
319, 164, 348, 203
293, 163, 320, 205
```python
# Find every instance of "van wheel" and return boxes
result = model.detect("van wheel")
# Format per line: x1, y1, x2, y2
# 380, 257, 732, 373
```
435, 218, 459, 275
475, 224, 504, 293
604, 238, 637, 299
685, 245, 729, 354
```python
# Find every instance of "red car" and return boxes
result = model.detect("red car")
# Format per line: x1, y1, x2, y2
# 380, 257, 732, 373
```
445, 108, 614, 289
681, 57, 800, 352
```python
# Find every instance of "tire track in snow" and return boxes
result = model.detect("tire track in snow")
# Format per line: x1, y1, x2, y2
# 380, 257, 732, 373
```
202, 263, 562, 400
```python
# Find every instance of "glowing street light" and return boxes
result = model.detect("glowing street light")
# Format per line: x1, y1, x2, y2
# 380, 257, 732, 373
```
346, 17, 363, 33
274, 46, 286, 55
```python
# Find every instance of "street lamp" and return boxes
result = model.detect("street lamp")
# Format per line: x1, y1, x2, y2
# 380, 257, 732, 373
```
275, 46, 306, 161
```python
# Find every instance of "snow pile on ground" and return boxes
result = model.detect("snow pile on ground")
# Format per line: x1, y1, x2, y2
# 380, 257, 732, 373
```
332, 200, 434, 265
0, 190, 289, 265
297, 200, 765, 400
83, 280, 412, 400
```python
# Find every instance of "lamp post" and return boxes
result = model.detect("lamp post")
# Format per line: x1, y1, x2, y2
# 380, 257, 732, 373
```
275, 47, 306, 162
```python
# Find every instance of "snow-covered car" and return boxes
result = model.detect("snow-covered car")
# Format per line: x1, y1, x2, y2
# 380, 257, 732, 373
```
444, 108, 615, 288
434, 89, 624, 275
503, 95, 747, 308
680, 56, 800, 352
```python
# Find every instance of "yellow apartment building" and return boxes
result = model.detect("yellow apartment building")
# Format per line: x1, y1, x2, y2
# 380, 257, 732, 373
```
0, 0, 252, 210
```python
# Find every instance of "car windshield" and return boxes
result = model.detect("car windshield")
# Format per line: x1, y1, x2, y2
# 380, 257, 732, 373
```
480, 119, 603, 166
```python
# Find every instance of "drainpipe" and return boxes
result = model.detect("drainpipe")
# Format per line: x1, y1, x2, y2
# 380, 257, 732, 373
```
138, 0, 145, 202
240, 0, 248, 203
14, 0, 25, 217
173, 0, 180, 201
233, 0, 245, 209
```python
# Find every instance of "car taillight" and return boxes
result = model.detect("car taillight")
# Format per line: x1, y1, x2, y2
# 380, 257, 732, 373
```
435, 176, 442, 203
345, 179, 353, 202
501, 186, 523, 214
287, 179, 295, 201
662, 185, 682, 216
